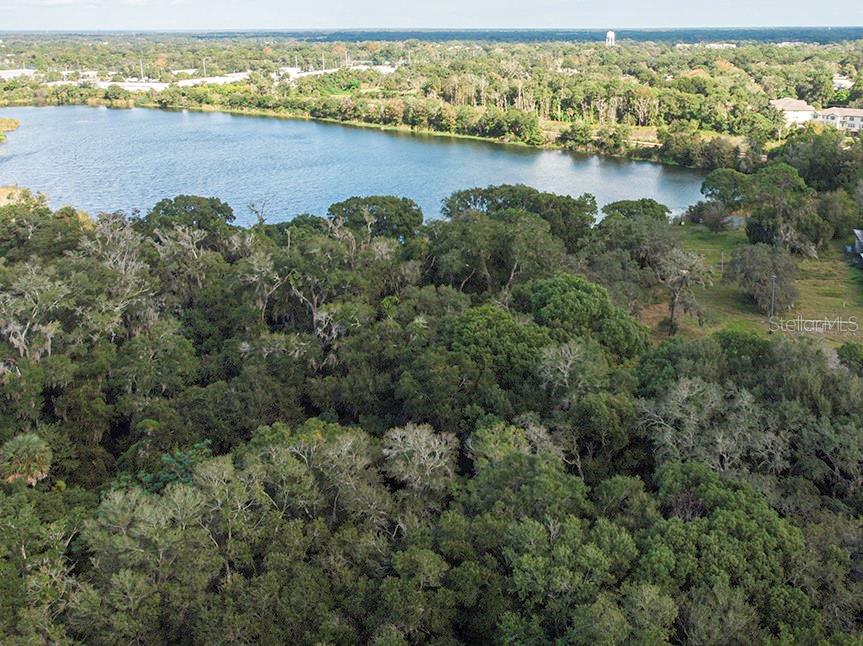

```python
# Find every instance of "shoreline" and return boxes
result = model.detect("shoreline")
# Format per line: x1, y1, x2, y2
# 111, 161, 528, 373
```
0, 102, 706, 219
0, 98, 692, 170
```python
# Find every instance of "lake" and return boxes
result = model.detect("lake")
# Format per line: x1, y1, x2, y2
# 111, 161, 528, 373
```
0, 105, 705, 224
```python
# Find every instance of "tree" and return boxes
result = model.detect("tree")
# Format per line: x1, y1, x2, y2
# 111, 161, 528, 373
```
701, 168, 749, 209
514, 273, 649, 360
0, 262, 70, 362
596, 124, 630, 155
382, 423, 457, 497
141, 195, 235, 250
744, 163, 828, 256
680, 585, 761, 646
426, 208, 565, 295
443, 304, 552, 414
491, 210, 566, 293
686, 200, 732, 232
558, 120, 594, 148
0, 434, 52, 486
724, 243, 798, 314
602, 199, 670, 221
817, 189, 860, 239
641, 377, 787, 476
653, 248, 711, 332
441, 185, 596, 254
327, 196, 423, 242
772, 127, 851, 192
837, 342, 863, 377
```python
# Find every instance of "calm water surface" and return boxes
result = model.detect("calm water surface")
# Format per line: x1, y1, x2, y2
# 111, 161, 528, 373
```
0, 106, 705, 224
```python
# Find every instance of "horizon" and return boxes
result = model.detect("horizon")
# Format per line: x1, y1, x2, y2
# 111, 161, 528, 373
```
0, 24, 863, 42
1, 0, 861, 32
1, 25, 862, 32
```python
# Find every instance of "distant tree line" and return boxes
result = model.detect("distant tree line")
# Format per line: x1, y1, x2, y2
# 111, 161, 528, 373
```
4, 34, 863, 165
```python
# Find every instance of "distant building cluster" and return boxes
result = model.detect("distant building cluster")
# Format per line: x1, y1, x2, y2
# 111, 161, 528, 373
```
0, 61, 400, 95
770, 97, 863, 133
675, 42, 737, 50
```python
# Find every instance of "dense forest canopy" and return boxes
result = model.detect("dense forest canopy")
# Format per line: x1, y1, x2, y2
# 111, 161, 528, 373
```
1, 33, 862, 166
2, 122, 863, 642
2, 30, 863, 644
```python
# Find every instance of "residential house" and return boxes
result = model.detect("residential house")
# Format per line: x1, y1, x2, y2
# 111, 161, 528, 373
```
815, 107, 863, 133
770, 97, 816, 126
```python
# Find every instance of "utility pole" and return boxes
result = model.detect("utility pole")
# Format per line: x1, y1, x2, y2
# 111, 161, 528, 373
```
139, 59, 144, 81
770, 274, 777, 319
321, 53, 326, 71
202, 58, 207, 76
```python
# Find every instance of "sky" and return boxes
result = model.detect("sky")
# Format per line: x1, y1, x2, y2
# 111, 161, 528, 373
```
0, 0, 859, 31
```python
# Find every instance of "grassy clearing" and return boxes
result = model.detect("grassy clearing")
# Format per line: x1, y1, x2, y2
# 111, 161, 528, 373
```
0, 117, 19, 132
670, 224, 863, 346
0, 117, 19, 142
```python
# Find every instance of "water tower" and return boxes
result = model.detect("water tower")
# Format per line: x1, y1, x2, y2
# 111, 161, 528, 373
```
606, 30, 616, 47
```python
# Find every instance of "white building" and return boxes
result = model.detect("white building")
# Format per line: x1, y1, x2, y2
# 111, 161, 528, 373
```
675, 42, 736, 50
0, 68, 37, 80
176, 71, 249, 87
95, 80, 169, 92
770, 97, 816, 126
815, 107, 863, 133
606, 31, 616, 47
348, 64, 398, 75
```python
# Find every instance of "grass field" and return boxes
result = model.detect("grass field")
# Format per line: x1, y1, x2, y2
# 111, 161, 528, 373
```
0, 117, 19, 131
0, 117, 19, 143
670, 224, 863, 347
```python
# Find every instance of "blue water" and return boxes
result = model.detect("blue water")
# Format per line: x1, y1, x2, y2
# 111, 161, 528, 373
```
0, 105, 705, 224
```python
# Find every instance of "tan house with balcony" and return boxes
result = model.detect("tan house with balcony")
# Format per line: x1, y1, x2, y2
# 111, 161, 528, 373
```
815, 107, 863, 133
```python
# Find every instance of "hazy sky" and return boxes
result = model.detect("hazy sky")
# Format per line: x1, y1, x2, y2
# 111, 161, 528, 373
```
0, 0, 859, 31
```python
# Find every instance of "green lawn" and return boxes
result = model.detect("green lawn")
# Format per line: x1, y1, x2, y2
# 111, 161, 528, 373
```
679, 223, 747, 267
674, 224, 863, 347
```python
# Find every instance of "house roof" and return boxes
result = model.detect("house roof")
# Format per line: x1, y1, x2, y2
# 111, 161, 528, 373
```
819, 107, 863, 118
770, 97, 815, 112
854, 229, 863, 245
